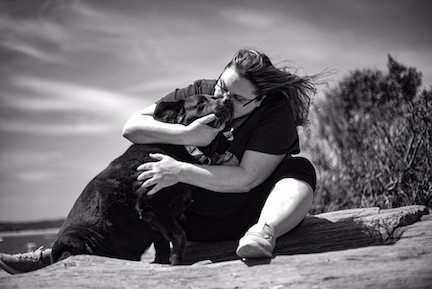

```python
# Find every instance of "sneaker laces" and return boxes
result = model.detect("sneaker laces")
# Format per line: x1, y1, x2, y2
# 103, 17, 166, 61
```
245, 223, 275, 240
14, 246, 44, 261
245, 231, 274, 241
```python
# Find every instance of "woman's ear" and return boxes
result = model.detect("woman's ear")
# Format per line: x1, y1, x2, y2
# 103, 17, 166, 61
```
256, 96, 265, 107
154, 100, 186, 123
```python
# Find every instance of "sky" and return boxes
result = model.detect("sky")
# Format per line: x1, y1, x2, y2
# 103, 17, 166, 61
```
0, 0, 431, 221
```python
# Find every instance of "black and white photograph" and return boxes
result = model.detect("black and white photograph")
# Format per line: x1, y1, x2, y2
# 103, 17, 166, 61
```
0, 0, 431, 287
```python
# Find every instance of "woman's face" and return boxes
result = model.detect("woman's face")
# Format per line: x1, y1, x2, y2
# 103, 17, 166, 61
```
214, 67, 262, 119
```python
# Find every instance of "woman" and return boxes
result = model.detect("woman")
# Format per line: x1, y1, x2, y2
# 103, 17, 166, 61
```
0, 49, 319, 274
124, 48, 318, 258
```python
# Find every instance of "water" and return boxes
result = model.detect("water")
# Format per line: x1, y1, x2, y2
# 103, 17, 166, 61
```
0, 230, 58, 254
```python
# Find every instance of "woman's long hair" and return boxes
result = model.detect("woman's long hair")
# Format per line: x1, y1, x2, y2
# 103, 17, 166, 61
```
225, 49, 323, 127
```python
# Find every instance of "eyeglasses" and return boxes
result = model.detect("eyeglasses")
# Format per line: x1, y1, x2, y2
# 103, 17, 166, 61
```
215, 76, 261, 107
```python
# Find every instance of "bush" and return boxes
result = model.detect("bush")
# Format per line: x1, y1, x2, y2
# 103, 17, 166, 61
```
303, 56, 432, 213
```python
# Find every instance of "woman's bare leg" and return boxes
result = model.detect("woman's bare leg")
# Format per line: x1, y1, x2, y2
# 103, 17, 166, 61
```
258, 178, 313, 238
236, 178, 313, 258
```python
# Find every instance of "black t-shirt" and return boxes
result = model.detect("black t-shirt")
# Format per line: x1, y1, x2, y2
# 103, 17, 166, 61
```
158, 79, 300, 165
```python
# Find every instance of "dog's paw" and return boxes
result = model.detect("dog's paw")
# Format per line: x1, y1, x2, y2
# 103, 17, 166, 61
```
169, 254, 182, 266
152, 257, 170, 265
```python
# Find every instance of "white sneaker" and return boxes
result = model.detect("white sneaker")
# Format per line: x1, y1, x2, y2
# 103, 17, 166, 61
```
236, 223, 276, 258
0, 246, 52, 274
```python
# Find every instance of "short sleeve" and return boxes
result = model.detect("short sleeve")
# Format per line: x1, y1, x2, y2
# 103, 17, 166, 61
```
246, 100, 300, 155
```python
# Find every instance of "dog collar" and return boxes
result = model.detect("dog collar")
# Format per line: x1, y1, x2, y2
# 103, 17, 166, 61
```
184, 145, 212, 165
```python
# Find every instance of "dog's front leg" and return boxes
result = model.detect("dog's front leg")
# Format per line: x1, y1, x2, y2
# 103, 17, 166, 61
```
151, 217, 186, 265
153, 237, 170, 264
168, 222, 187, 266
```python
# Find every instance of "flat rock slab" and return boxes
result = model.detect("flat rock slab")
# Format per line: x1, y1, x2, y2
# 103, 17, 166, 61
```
1, 205, 430, 288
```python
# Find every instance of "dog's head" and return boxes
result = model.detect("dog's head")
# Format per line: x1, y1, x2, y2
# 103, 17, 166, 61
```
154, 94, 233, 129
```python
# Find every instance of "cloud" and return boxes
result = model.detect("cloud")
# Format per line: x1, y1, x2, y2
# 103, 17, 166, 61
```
0, 150, 61, 183
220, 8, 278, 28
0, 120, 116, 135
0, 75, 144, 135
0, 6, 74, 65
0, 150, 61, 166
11, 76, 130, 111
13, 171, 56, 183
0, 1, 159, 74
1, 38, 54, 63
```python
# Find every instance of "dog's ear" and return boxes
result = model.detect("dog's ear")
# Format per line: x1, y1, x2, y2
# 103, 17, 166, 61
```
154, 101, 186, 124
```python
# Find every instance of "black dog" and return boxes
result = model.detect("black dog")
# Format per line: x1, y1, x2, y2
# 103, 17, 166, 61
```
51, 94, 233, 265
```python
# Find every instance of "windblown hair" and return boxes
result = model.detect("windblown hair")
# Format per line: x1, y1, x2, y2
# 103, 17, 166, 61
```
225, 49, 322, 127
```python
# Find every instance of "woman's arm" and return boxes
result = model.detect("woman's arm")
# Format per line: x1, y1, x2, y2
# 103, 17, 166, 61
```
137, 150, 286, 195
122, 104, 224, 146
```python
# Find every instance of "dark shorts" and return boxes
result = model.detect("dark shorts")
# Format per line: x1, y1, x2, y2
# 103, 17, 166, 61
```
182, 156, 316, 241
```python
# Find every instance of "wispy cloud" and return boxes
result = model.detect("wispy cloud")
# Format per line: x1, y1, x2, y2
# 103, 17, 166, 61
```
1, 76, 143, 135
220, 8, 278, 28
1, 38, 55, 63
10, 76, 132, 111
0, 150, 61, 183
0, 119, 117, 135
0, 6, 74, 65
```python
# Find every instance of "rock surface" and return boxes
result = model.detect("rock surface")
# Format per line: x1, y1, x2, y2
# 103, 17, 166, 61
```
1, 205, 431, 288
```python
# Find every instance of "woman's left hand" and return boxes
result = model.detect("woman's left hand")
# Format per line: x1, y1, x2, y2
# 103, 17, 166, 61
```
136, 153, 182, 196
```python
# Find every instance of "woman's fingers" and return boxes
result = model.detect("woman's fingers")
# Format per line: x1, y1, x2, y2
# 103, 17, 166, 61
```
137, 163, 151, 171
137, 170, 152, 181
146, 184, 163, 196
135, 153, 180, 195
142, 177, 157, 189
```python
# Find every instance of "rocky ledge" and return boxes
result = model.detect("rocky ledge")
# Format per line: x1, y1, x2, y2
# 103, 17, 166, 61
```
1, 205, 431, 288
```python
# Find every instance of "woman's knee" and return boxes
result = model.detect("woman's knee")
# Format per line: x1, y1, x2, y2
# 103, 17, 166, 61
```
273, 178, 314, 209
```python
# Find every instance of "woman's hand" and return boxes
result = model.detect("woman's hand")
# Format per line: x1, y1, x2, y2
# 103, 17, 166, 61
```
184, 114, 225, 146
136, 153, 183, 195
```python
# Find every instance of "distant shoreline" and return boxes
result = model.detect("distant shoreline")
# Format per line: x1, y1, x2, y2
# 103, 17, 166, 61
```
0, 219, 64, 234
0, 228, 59, 237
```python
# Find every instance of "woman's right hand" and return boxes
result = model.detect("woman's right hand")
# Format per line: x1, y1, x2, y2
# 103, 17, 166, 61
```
184, 114, 225, 146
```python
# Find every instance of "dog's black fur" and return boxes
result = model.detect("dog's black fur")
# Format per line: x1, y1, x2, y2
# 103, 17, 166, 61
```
51, 94, 233, 265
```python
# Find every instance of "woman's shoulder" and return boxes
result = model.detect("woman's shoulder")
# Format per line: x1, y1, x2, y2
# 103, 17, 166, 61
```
260, 94, 292, 117
255, 95, 297, 132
